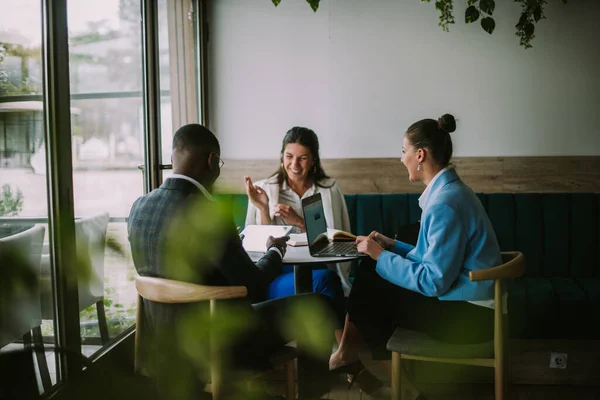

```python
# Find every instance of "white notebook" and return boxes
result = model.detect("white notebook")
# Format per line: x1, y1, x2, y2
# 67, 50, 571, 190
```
240, 225, 293, 252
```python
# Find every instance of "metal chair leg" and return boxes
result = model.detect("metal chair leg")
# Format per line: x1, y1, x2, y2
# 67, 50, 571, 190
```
96, 300, 110, 344
30, 328, 52, 391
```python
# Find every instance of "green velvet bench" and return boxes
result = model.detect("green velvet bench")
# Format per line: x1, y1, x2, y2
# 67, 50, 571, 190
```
217, 193, 600, 340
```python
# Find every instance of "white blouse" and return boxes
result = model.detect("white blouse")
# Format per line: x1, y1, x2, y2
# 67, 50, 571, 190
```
245, 174, 354, 295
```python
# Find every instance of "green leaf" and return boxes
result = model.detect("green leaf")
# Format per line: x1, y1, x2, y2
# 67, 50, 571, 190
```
272, 0, 281, 6
481, 17, 496, 34
480, 0, 495, 15
524, 22, 535, 37
516, 12, 528, 29
307, 0, 320, 12
465, 5, 480, 23
533, 6, 543, 22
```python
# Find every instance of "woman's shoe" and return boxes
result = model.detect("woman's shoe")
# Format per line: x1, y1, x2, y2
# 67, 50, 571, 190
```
329, 359, 365, 377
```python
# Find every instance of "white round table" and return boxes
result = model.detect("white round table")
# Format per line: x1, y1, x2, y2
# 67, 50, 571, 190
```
247, 245, 362, 293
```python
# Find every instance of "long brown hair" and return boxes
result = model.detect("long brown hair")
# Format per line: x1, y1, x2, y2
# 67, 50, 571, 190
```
272, 126, 332, 188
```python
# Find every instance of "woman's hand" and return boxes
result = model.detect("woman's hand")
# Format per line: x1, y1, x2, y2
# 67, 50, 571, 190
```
355, 231, 393, 247
356, 237, 384, 260
367, 230, 395, 250
273, 204, 305, 231
244, 176, 269, 212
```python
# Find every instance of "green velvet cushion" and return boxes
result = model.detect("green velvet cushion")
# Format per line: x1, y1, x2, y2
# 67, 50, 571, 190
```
355, 194, 384, 236
570, 194, 598, 277
486, 194, 516, 252
542, 194, 569, 277
515, 194, 544, 276
381, 194, 410, 239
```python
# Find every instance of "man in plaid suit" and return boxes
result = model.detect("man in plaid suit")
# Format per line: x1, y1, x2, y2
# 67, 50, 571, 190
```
128, 124, 334, 399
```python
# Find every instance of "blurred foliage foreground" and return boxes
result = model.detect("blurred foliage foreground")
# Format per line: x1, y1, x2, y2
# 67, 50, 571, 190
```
0, 198, 334, 399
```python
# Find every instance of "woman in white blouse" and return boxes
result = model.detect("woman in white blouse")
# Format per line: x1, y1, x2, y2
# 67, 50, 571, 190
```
244, 127, 352, 333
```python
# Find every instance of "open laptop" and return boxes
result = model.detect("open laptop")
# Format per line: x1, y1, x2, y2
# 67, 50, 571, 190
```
301, 193, 361, 257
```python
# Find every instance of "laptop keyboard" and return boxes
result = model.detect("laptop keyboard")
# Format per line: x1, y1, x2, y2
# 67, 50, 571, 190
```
319, 241, 359, 255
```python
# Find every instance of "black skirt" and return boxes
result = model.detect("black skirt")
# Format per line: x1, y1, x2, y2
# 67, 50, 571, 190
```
347, 258, 495, 360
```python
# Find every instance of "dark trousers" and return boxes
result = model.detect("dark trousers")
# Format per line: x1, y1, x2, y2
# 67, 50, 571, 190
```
235, 292, 336, 398
347, 259, 494, 360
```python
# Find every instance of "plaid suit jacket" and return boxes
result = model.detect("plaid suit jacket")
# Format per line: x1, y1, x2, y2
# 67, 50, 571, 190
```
127, 177, 283, 304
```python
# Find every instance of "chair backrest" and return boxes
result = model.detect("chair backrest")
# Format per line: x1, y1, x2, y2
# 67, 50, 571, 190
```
469, 252, 526, 283
135, 276, 248, 304
469, 251, 525, 361
133, 276, 247, 375
0, 225, 46, 348
75, 212, 109, 309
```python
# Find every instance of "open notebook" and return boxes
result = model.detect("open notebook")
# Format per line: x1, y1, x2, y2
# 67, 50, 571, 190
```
240, 224, 293, 252
287, 228, 357, 247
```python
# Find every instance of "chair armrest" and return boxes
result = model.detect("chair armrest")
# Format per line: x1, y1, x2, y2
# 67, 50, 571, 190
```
136, 276, 247, 304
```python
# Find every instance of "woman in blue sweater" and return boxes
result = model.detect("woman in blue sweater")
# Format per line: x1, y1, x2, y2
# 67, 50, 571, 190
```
329, 114, 502, 398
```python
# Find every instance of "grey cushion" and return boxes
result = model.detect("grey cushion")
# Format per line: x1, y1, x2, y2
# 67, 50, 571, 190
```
386, 328, 494, 359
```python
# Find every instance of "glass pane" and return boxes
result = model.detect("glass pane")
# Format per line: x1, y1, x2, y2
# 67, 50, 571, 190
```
0, 0, 60, 394
67, 0, 144, 356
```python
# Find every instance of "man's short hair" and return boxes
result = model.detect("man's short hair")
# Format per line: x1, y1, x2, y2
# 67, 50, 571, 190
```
172, 124, 220, 154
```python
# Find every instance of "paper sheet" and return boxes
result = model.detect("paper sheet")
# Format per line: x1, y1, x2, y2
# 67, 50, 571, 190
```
241, 225, 293, 252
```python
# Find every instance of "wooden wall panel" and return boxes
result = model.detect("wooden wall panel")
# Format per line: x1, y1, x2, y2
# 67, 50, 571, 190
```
214, 156, 600, 194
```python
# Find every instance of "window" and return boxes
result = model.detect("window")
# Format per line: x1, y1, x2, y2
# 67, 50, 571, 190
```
0, 0, 59, 394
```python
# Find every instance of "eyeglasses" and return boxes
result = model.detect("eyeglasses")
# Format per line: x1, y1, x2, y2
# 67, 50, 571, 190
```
213, 153, 224, 168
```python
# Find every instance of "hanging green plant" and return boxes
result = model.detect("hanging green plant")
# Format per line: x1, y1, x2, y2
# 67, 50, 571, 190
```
270, 0, 569, 48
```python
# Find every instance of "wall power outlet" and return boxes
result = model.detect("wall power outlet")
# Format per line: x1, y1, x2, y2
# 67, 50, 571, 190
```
549, 352, 568, 369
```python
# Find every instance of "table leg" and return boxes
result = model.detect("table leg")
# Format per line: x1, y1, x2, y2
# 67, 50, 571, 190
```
293, 264, 331, 399
293, 264, 312, 294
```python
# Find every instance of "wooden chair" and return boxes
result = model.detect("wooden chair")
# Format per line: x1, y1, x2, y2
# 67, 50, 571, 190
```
387, 251, 525, 400
135, 276, 297, 400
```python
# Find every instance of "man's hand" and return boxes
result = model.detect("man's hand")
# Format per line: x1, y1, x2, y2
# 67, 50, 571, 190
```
266, 235, 289, 256
356, 237, 384, 261
273, 204, 305, 231
244, 176, 269, 211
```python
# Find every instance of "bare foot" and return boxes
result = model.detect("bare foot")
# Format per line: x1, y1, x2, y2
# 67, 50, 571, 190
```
329, 349, 359, 371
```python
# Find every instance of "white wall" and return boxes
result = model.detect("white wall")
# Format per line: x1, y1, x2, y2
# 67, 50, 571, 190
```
208, 0, 600, 159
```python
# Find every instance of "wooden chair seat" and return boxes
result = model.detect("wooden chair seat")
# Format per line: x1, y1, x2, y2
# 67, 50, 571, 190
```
387, 328, 494, 360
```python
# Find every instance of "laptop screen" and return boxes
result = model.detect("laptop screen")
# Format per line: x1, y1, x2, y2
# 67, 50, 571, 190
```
302, 193, 329, 248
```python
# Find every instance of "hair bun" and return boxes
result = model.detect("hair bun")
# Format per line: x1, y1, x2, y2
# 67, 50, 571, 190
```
437, 114, 456, 133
